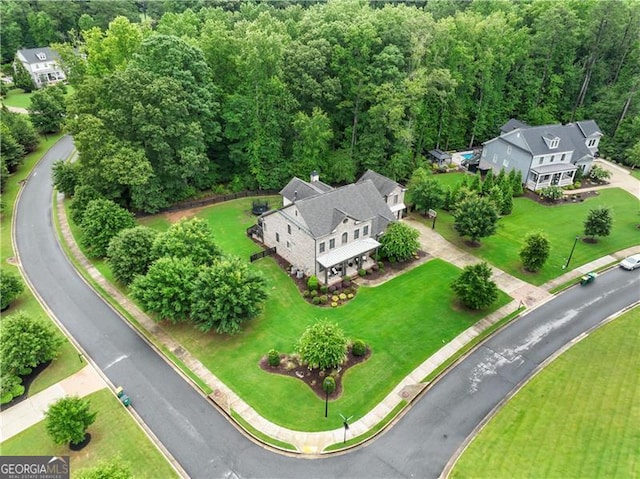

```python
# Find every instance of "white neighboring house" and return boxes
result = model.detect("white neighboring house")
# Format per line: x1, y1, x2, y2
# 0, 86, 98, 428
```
479, 119, 602, 191
257, 170, 406, 285
15, 47, 66, 89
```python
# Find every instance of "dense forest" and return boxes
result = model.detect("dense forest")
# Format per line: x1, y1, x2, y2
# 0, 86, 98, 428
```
5, 0, 639, 213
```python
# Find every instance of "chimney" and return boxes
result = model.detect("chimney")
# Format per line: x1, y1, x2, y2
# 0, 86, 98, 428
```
310, 171, 319, 183
294, 190, 297, 202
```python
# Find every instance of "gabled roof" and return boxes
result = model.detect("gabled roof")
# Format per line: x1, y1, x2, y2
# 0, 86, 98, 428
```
428, 149, 452, 161
500, 118, 529, 134
357, 169, 403, 197
286, 180, 396, 239
576, 120, 602, 138
16, 47, 60, 64
488, 120, 602, 159
280, 177, 333, 203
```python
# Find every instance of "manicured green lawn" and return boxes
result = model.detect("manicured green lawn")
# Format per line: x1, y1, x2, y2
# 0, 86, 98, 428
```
1, 87, 33, 109
451, 306, 640, 478
416, 188, 639, 285
0, 389, 177, 478
166, 257, 510, 431
430, 171, 470, 189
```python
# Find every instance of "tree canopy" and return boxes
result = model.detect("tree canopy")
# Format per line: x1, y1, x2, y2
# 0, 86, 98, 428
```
49, 0, 639, 211
297, 320, 348, 370
46, 396, 97, 446
379, 222, 421, 262
451, 262, 498, 310
453, 196, 499, 244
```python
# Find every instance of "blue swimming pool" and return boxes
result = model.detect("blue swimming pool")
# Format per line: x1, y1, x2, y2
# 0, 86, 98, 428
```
461, 153, 474, 160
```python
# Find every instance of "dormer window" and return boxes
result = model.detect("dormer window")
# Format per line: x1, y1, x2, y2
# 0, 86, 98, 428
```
36, 52, 46, 61
587, 138, 598, 148
543, 134, 560, 149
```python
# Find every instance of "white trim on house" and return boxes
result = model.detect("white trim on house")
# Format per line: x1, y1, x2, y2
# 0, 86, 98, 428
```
316, 238, 380, 268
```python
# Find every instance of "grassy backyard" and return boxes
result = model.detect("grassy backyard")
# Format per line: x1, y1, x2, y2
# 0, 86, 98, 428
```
451, 306, 640, 478
1, 85, 75, 110
1, 389, 178, 478
414, 187, 639, 285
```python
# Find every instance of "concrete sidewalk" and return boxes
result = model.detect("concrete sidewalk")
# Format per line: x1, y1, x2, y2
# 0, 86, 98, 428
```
45, 190, 640, 455
0, 365, 106, 442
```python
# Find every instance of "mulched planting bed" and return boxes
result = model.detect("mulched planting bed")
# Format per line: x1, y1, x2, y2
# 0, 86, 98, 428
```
259, 346, 371, 400
523, 189, 599, 206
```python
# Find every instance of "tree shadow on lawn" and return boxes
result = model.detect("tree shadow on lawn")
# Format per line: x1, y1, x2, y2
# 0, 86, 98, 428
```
259, 346, 371, 400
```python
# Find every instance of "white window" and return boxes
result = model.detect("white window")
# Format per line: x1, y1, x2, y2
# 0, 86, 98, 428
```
502, 159, 509, 168
393, 194, 398, 204
286, 241, 290, 249
319, 242, 325, 253
506, 145, 512, 155
342, 232, 348, 245
492, 154, 498, 163
36, 52, 46, 61
276, 233, 280, 243
354, 229, 360, 240
329, 238, 335, 249
287, 224, 291, 234
538, 157, 543, 164
587, 138, 597, 147
550, 139, 559, 148
482, 149, 487, 158
561, 153, 566, 162
363, 225, 369, 236
550, 155, 554, 163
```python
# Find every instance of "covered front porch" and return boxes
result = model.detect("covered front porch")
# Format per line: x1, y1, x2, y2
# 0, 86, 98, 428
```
527, 163, 576, 191
316, 237, 380, 285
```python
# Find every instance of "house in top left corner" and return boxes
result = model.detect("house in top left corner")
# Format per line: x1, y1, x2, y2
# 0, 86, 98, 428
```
15, 47, 66, 89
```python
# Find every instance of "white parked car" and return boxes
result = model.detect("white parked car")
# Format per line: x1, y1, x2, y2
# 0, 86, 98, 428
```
619, 254, 640, 271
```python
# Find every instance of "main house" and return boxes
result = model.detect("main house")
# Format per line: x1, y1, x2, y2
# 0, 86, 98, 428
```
479, 119, 602, 191
257, 170, 406, 285
15, 47, 66, 89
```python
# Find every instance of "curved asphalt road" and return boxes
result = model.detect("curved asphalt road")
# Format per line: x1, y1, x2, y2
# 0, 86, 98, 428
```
16, 135, 640, 478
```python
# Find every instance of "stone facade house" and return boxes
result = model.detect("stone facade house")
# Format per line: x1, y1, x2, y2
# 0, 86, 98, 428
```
258, 170, 406, 284
15, 47, 66, 89
479, 119, 602, 191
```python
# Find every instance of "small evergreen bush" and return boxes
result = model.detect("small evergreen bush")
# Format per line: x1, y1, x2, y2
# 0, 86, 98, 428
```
302, 290, 310, 298
331, 295, 339, 302
339, 293, 347, 300
268, 349, 280, 367
347, 293, 354, 299
358, 268, 366, 277
320, 285, 328, 294
312, 296, 321, 305
307, 275, 319, 291
319, 295, 328, 303
310, 290, 318, 298
331, 302, 338, 308
352, 339, 366, 357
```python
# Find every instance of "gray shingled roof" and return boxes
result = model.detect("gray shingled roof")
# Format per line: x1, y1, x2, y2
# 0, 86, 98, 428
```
289, 180, 396, 238
576, 120, 602, 138
500, 119, 528, 134
428, 149, 452, 161
17, 47, 60, 64
357, 169, 402, 197
497, 121, 601, 158
279, 177, 334, 203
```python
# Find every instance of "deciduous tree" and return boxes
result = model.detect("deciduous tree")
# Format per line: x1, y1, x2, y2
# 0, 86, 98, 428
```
190, 256, 268, 334
584, 206, 613, 241
151, 218, 220, 267
80, 199, 136, 257
107, 226, 158, 285
0, 312, 64, 376
453, 197, 499, 244
28, 86, 66, 134
297, 320, 348, 370
451, 262, 498, 310
46, 396, 97, 446
519, 232, 551, 272
379, 222, 421, 262
407, 167, 445, 214
52, 160, 80, 197
0, 268, 24, 310
130, 257, 198, 324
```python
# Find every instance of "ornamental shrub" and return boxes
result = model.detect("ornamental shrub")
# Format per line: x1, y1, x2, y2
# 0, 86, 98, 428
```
328, 285, 336, 293
352, 339, 366, 357
347, 293, 354, 299
331, 302, 338, 308
307, 275, 319, 291
312, 296, 321, 305
268, 349, 280, 367
319, 295, 328, 303
377, 261, 384, 269
320, 285, 328, 294
339, 293, 347, 300
331, 295, 339, 302
310, 290, 318, 298
358, 268, 366, 277
303, 290, 310, 298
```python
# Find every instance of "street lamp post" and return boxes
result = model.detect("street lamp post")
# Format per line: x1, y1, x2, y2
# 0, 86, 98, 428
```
563, 235, 580, 270
340, 414, 353, 444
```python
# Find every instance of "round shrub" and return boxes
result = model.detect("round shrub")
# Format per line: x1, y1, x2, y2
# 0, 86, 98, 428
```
352, 339, 366, 357
268, 349, 280, 367
322, 376, 336, 394
358, 268, 366, 277
339, 293, 347, 300
347, 293, 354, 299
307, 275, 319, 291
328, 285, 336, 293
331, 302, 338, 308
331, 295, 339, 302
377, 261, 384, 269
320, 285, 328, 294
312, 296, 321, 305
302, 290, 310, 298
310, 290, 318, 298
319, 295, 328, 303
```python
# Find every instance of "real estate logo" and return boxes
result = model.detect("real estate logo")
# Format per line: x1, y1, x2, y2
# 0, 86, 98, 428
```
0, 456, 69, 479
